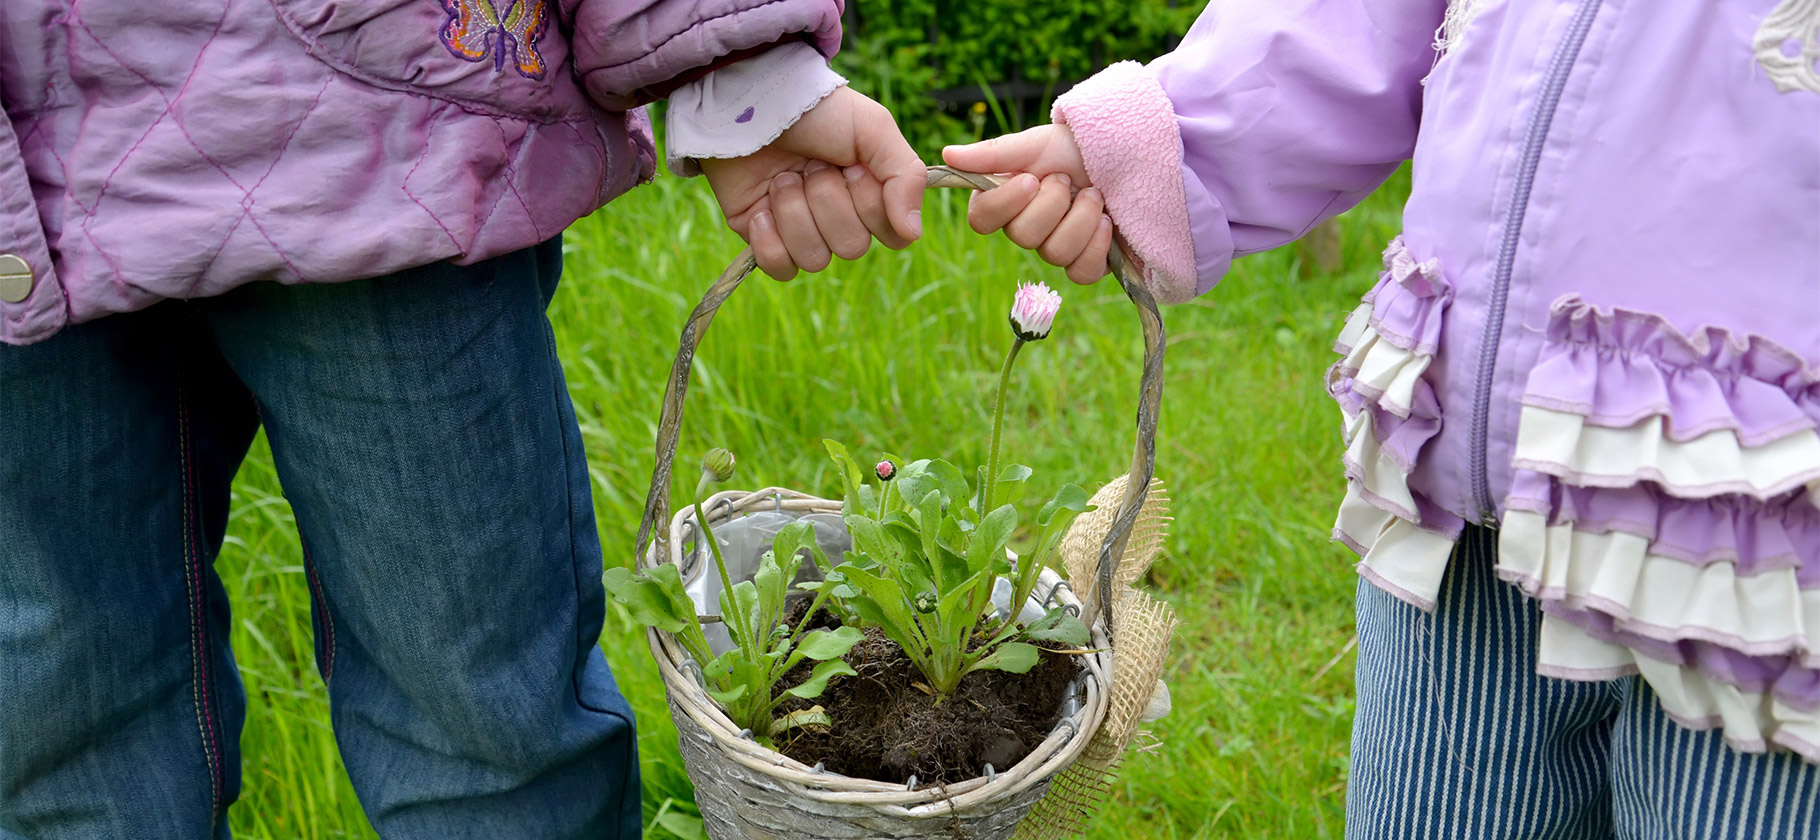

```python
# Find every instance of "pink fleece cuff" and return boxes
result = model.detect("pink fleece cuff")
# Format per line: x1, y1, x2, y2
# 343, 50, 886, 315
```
1052, 61, 1197, 304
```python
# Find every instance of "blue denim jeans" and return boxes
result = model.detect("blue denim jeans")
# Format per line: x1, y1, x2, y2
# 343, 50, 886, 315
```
0, 239, 640, 838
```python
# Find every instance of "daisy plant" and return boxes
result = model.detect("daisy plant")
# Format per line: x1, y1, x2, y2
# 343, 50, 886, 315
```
604, 449, 863, 745
810, 282, 1093, 698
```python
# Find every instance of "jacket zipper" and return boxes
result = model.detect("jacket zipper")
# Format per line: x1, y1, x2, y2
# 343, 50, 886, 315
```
1468, 0, 1605, 522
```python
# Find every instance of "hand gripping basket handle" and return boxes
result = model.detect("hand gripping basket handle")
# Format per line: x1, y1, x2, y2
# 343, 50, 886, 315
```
632, 165, 1166, 634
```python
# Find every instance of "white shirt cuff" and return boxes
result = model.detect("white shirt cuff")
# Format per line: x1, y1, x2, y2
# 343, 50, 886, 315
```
665, 41, 847, 177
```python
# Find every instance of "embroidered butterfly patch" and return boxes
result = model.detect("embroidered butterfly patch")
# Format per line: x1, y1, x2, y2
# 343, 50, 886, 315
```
439, 0, 551, 80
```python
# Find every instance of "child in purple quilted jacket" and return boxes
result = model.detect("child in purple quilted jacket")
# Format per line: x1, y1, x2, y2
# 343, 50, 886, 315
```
0, 1, 921, 836
950, 0, 1820, 836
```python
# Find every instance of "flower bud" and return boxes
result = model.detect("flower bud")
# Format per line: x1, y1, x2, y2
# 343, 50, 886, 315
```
701, 448, 737, 483
1009, 281, 1062, 342
875, 460, 896, 481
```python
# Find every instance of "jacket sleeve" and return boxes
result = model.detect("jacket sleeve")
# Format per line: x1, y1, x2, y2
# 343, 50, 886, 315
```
1052, 0, 1445, 303
564, 0, 846, 110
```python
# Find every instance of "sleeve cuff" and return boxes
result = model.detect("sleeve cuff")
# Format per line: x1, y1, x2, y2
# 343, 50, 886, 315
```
1052, 61, 1204, 304
664, 42, 846, 177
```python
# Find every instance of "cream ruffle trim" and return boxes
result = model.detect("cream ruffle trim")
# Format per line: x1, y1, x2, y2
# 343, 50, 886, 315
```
1500, 511, 1820, 665
1513, 406, 1820, 499
1337, 316, 1430, 419
1344, 408, 1419, 515
1537, 614, 1820, 761
1336, 482, 1457, 612
1333, 309, 1455, 611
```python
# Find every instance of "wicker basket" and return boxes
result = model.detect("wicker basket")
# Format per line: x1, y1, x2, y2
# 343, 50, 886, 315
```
630, 166, 1168, 840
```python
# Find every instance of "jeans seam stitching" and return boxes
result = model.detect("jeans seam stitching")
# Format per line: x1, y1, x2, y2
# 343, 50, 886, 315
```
176, 384, 224, 821
304, 546, 337, 686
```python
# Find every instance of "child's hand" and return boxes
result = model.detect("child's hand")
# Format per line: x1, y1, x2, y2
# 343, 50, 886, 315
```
702, 87, 925, 281
943, 125, 1113, 285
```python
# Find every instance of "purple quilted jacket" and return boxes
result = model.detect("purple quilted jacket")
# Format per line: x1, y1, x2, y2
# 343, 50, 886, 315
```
1053, 0, 1820, 759
0, 0, 843, 345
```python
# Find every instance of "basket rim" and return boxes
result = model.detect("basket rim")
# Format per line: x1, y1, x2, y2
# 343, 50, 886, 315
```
645, 486, 1113, 815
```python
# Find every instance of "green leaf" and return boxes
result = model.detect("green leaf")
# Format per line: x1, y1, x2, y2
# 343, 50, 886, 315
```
704, 681, 749, 705
925, 459, 974, 521
1037, 484, 1094, 527
846, 515, 905, 568
722, 580, 762, 653
1022, 609, 1091, 646
995, 463, 1034, 508
967, 504, 1018, 577
823, 440, 866, 509
971, 642, 1042, 674
892, 461, 942, 516
935, 567, 994, 628
997, 464, 1034, 483
751, 551, 788, 626
601, 566, 694, 634
930, 517, 970, 593
767, 521, 821, 584
914, 489, 948, 564
836, 565, 923, 651
793, 625, 863, 661
783, 658, 857, 699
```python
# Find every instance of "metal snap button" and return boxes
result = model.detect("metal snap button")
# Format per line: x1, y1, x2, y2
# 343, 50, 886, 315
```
0, 254, 32, 303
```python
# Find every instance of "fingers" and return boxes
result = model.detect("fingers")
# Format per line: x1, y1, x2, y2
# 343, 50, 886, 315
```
804, 162, 871, 261
1037, 187, 1105, 267
1003, 174, 1074, 250
942, 126, 1050, 175
967, 173, 1040, 235
1065, 216, 1115, 286
768, 171, 832, 273
845, 166, 912, 250
747, 207, 798, 282
853, 101, 926, 243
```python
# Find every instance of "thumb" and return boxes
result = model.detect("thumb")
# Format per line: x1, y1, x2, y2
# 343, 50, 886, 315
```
855, 110, 927, 243
942, 126, 1057, 177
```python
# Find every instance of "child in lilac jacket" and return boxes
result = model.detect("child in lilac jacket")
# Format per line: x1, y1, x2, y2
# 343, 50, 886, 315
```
950, 0, 1820, 835
0, 1, 922, 836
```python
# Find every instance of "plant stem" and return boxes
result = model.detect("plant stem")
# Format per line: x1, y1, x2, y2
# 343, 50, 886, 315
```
982, 338, 1025, 514
786, 588, 834, 652
695, 474, 744, 651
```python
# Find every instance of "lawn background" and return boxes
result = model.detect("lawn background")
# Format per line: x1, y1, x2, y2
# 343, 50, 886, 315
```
216, 164, 1411, 838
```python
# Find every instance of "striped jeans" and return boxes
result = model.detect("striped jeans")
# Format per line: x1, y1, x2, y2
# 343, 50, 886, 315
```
1347, 526, 1820, 839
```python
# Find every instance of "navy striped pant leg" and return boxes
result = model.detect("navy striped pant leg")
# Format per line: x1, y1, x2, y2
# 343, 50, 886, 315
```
1610, 677, 1820, 839
1347, 526, 1621, 839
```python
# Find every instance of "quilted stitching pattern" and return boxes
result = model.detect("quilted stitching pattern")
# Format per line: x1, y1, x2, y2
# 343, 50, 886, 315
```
69, 1, 309, 284
1, 0, 639, 343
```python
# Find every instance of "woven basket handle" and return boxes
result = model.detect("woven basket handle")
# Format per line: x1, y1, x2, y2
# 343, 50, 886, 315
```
632, 165, 1166, 632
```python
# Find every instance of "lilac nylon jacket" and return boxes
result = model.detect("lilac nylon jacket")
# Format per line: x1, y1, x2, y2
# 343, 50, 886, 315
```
0, 0, 843, 345
1057, 0, 1820, 758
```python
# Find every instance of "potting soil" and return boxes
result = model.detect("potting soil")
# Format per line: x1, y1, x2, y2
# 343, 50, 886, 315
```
775, 615, 1078, 786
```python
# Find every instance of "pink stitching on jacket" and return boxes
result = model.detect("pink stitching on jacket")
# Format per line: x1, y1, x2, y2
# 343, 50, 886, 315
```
402, 133, 467, 254
494, 120, 544, 241
188, 74, 336, 299
70, 6, 309, 282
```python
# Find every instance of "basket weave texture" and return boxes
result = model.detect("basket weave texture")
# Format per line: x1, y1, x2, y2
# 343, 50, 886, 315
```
672, 698, 1053, 840
631, 167, 1172, 840
647, 488, 1112, 840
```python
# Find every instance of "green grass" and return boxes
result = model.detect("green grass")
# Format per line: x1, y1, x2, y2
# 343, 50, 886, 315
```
217, 168, 1409, 838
